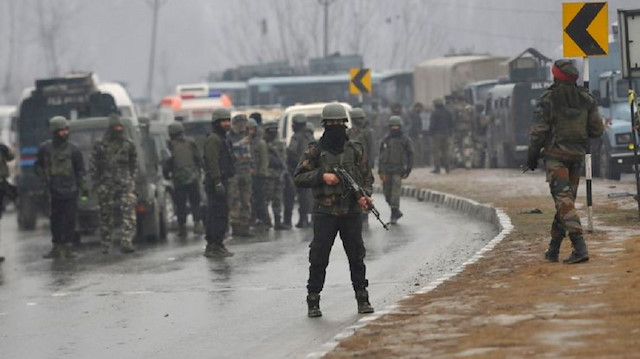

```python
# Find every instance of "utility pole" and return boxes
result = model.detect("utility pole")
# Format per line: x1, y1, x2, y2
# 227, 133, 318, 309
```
145, 0, 169, 104
317, 0, 337, 58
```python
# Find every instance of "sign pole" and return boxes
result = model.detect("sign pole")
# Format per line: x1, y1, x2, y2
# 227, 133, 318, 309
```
583, 57, 594, 232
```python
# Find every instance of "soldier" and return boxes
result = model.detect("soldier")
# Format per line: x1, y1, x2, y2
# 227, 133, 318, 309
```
91, 113, 137, 254
450, 94, 473, 169
408, 103, 426, 166
202, 108, 235, 258
35, 116, 86, 259
164, 122, 204, 238
262, 121, 289, 230
287, 114, 314, 228
378, 116, 414, 225
294, 103, 375, 318
428, 98, 454, 174
0, 142, 14, 262
348, 108, 375, 223
227, 114, 254, 237
248, 118, 270, 229
527, 59, 604, 264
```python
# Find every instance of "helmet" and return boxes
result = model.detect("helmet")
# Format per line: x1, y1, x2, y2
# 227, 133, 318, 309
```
388, 116, 403, 127
49, 116, 69, 132
349, 108, 365, 120
433, 98, 444, 107
108, 113, 123, 128
262, 121, 278, 132
232, 114, 248, 124
321, 103, 348, 122
249, 112, 262, 125
211, 108, 231, 122
247, 118, 258, 128
292, 113, 307, 125
168, 122, 184, 136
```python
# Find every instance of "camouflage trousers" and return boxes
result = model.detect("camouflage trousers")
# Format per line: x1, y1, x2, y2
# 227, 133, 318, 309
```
382, 174, 402, 210
452, 132, 473, 169
97, 184, 137, 246
228, 172, 252, 227
430, 135, 450, 171
545, 158, 583, 238
263, 176, 283, 221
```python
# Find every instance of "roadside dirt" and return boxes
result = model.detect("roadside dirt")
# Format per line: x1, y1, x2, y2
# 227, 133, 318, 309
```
326, 168, 640, 359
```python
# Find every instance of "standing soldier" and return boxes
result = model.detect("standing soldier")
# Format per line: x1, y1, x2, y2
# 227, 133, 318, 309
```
91, 113, 137, 254
428, 98, 454, 174
164, 121, 204, 238
202, 108, 235, 257
36, 117, 86, 259
262, 121, 289, 230
378, 116, 413, 225
227, 114, 254, 237
248, 118, 270, 229
408, 103, 426, 166
527, 59, 604, 264
287, 114, 314, 228
294, 103, 375, 318
0, 142, 14, 262
348, 108, 375, 223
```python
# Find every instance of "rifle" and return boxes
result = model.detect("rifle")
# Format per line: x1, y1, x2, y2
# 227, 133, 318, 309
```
333, 167, 389, 230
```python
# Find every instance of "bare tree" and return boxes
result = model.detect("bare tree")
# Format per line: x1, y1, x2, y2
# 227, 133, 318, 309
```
33, 0, 82, 77
1, 0, 17, 102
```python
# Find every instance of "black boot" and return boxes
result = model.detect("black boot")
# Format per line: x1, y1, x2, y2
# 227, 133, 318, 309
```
563, 234, 589, 264
307, 293, 322, 317
355, 289, 374, 314
544, 237, 563, 262
274, 215, 288, 230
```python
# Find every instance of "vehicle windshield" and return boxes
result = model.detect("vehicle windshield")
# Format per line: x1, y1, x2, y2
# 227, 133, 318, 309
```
615, 78, 640, 100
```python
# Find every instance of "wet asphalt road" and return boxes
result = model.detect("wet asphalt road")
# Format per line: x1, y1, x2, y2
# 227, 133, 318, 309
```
0, 195, 496, 359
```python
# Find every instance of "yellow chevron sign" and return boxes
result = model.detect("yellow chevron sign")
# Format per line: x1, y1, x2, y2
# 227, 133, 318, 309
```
349, 68, 371, 95
563, 2, 609, 57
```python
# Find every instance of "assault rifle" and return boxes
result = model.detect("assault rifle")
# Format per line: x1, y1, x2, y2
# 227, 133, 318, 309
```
333, 167, 389, 230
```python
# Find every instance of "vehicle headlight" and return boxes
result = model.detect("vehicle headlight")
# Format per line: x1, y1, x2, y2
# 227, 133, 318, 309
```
615, 133, 632, 145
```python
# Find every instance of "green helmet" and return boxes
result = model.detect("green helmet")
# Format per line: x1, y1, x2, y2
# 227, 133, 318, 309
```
263, 121, 278, 132
349, 108, 365, 120
168, 122, 184, 136
292, 113, 307, 125
247, 118, 258, 128
388, 116, 403, 127
108, 113, 123, 128
211, 108, 231, 122
321, 103, 348, 122
433, 98, 444, 107
232, 114, 248, 124
49, 116, 69, 132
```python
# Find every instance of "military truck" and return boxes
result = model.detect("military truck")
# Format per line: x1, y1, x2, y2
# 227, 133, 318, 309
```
68, 116, 169, 241
15, 73, 117, 229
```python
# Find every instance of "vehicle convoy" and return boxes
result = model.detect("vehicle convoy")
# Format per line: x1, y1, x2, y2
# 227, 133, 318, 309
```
68, 116, 168, 241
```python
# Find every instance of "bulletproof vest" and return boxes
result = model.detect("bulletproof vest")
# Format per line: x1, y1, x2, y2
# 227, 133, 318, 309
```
170, 138, 198, 185
379, 135, 407, 172
49, 142, 73, 178
551, 93, 589, 144
317, 142, 360, 198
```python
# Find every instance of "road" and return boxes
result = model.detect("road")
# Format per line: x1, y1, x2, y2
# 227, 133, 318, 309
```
0, 195, 496, 359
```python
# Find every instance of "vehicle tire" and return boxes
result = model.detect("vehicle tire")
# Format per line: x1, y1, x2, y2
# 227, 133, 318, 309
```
17, 196, 37, 230
598, 140, 621, 181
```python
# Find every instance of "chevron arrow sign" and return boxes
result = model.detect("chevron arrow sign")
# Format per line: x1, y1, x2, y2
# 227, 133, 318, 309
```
563, 2, 609, 57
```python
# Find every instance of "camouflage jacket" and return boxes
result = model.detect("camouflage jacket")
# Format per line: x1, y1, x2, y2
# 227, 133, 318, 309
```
228, 130, 253, 175
529, 82, 604, 161
90, 133, 137, 188
378, 132, 414, 174
251, 136, 268, 177
293, 140, 373, 216
265, 138, 286, 178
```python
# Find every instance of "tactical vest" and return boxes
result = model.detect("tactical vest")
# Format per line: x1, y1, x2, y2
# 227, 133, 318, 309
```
314, 142, 361, 213
49, 142, 73, 178
379, 135, 408, 174
106, 140, 132, 169
170, 138, 198, 185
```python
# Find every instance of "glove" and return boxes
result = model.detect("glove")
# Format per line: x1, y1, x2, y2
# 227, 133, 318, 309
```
214, 182, 226, 195
402, 167, 412, 179
526, 153, 539, 171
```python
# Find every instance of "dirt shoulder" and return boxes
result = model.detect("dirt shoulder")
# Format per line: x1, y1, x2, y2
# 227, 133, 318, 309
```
326, 168, 640, 359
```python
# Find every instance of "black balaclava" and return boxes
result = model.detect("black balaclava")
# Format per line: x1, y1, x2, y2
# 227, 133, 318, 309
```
319, 124, 348, 155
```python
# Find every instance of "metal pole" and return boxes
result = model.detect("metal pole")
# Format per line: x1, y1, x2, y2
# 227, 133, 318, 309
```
323, 1, 329, 57
145, 0, 163, 104
583, 57, 594, 232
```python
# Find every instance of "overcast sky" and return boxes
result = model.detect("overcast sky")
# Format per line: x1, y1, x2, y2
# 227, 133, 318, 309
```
1, 0, 637, 104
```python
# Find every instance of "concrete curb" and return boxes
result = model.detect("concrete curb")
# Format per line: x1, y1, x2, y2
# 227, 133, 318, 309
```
306, 185, 513, 359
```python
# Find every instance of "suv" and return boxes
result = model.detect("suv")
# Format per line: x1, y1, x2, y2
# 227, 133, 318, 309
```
69, 116, 169, 241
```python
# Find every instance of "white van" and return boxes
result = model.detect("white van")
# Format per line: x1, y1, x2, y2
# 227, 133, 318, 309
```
278, 102, 352, 146
98, 82, 138, 121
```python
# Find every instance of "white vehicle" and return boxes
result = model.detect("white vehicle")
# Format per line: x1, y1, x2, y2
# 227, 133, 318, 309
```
98, 82, 138, 121
278, 102, 352, 146
0, 105, 16, 149
160, 83, 233, 122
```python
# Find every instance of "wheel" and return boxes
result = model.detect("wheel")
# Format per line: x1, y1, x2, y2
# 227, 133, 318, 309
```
17, 195, 37, 230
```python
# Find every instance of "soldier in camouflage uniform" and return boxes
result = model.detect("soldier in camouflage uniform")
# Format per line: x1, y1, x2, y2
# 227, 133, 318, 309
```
262, 121, 289, 230
164, 122, 204, 238
348, 108, 375, 223
378, 116, 414, 224
202, 108, 235, 258
36, 116, 87, 259
527, 59, 604, 264
287, 114, 314, 228
248, 118, 270, 229
227, 114, 254, 237
294, 103, 375, 318
91, 114, 137, 254
450, 94, 474, 169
